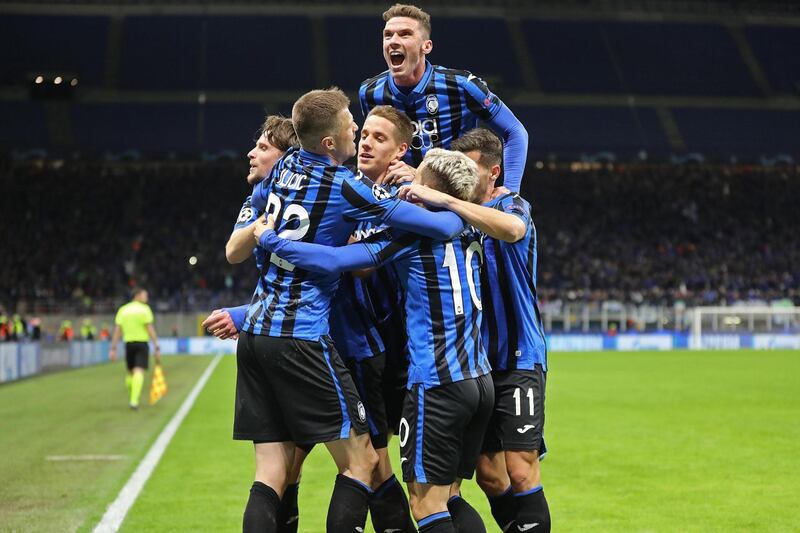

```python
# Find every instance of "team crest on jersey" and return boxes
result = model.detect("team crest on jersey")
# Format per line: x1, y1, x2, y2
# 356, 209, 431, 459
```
357, 401, 366, 422
372, 182, 392, 200
425, 94, 439, 115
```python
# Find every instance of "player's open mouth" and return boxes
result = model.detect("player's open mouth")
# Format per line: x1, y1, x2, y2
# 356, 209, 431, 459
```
359, 153, 373, 161
389, 51, 405, 67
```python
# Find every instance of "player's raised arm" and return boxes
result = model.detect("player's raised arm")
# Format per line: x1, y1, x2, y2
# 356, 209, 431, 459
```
461, 73, 529, 193
225, 195, 259, 264
401, 183, 526, 243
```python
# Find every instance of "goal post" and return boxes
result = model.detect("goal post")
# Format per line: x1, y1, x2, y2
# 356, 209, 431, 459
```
689, 306, 800, 349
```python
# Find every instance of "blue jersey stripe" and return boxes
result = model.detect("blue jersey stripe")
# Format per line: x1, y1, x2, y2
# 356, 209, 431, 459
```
414, 386, 426, 483
321, 337, 351, 440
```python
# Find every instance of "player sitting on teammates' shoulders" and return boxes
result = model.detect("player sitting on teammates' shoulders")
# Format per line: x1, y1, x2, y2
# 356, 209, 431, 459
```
360, 3, 528, 192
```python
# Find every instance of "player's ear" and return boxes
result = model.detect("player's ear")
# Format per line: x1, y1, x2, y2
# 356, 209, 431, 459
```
396, 142, 409, 160
321, 135, 335, 151
491, 164, 502, 181
422, 39, 432, 55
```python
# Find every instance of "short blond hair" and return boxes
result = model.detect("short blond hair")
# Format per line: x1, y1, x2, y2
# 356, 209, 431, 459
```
383, 3, 431, 38
260, 115, 297, 151
421, 148, 479, 203
292, 87, 350, 149
366, 105, 413, 146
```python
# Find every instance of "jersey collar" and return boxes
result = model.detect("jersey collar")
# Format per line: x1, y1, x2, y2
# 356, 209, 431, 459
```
298, 148, 335, 166
388, 60, 433, 100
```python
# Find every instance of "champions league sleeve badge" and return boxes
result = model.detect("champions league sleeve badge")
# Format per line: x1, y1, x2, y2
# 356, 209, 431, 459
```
372, 182, 393, 200
426, 94, 439, 115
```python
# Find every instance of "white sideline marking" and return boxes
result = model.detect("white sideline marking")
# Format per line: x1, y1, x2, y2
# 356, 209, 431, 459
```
47, 455, 127, 462
93, 354, 223, 533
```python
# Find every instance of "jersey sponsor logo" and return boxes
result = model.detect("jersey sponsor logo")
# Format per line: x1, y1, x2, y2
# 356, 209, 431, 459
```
425, 94, 439, 115
517, 424, 536, 434
357, 401, 367, 422
410, 118, 440, 150
372, 182, 392, 201
237, 206, 253, 223
351, 225, 386, 242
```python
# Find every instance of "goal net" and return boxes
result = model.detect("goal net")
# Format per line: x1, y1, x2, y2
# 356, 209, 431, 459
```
689, 306, 800, 349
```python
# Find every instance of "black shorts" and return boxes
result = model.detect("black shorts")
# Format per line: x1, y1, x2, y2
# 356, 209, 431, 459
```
482, 366, 547, 456
346, 354, 390, 449
233, 332, 369, 444
399, 373, 494, 485
125, 342, 149, 371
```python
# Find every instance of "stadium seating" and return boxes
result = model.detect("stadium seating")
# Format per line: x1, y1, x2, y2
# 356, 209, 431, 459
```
745, 25, 800, 95
0, 102, 49, 149
0, 15, 108, 86
514, 106, 670, 156
523, 20, 623, 94
672, 108, 800, 156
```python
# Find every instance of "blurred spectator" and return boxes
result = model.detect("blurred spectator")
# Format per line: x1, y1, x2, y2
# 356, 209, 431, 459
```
0, 159, 797, 309
59, 320, 74, 341
81, 318, 97, 340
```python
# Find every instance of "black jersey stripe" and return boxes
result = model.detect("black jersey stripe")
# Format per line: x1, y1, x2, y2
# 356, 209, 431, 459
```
279, 170, 331, 336
342, 179, 388, 220
479, 251, 500, 369
444, 73, 463, 148
492, 237, 520, 370
375, 232, 419, 265
419, 240, 451, 386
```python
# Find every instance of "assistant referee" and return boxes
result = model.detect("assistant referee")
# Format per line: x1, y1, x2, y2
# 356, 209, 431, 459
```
109, 288, 161, 409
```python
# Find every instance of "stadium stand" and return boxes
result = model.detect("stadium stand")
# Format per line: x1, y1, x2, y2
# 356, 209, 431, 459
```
1, 159, 796, 313
744, 25, 800, 95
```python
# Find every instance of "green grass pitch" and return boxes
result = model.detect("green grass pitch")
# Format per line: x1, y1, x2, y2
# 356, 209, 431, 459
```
1, 350, 798, 532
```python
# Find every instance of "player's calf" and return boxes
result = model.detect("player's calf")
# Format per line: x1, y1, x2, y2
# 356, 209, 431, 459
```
507, 451, 548, 533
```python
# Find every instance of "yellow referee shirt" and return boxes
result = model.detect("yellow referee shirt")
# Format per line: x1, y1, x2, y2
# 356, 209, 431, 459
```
115, 301, 154, 343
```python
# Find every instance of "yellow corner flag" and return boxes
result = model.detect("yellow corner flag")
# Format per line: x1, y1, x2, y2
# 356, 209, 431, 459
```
149, 364, 168, 405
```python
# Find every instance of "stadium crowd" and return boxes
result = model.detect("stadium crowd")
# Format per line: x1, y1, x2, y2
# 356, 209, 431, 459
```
1, 158, 797, 313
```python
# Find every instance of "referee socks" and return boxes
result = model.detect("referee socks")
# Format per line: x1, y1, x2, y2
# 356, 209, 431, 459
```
243, 481, 280, 533
418, 511, 456, 532
447, 494, 486, 532
514, 485, 550, 533
327, 474, 371, 533
369, 474, 414, 532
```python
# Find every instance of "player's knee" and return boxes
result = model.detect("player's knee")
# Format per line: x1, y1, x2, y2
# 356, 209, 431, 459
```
476, 458, 508, 496
507, 453, 539, 492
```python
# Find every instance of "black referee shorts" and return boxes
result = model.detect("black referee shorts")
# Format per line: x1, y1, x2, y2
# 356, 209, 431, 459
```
399, 373, 495, 485
125, 342, 149, 371
233, 332, 369, 444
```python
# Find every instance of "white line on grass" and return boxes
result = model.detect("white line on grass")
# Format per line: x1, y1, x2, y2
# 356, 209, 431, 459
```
93, 354, 223, 533
47, 455, 127, 461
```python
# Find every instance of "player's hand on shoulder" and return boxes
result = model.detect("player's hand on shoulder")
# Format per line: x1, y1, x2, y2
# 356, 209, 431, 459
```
491, 186, 511, 199
384, 160, 416, 186
400, 183, 449, 208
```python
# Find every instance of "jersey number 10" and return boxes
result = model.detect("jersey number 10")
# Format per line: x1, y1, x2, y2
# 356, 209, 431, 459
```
441, 241, 483, 316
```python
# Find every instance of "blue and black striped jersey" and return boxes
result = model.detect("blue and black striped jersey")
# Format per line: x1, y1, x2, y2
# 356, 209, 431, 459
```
359, 61, 502, 167
481, 193, 547, 371
232, 193, 267, 271
329, 271, 386, 362
242, 147, 405, 341
362, 226, 491, 389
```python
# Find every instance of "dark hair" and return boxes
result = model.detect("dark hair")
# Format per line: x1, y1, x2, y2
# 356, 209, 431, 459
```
259, 115, 297, 151
451, 128, 503, 169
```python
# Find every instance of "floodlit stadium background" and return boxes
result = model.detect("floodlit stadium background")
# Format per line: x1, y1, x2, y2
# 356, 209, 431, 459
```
1, 1, 798, 531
